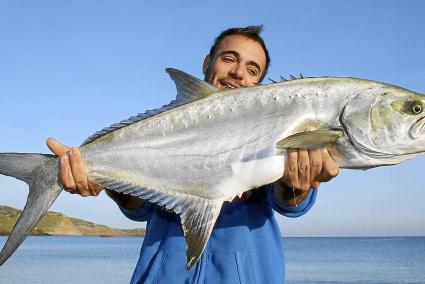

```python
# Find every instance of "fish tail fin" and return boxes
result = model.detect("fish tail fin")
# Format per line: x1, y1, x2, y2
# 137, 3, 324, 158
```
0, 153, 62, 266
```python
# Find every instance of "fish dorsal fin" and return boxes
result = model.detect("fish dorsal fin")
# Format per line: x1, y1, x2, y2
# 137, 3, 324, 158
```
166, 68, 219, 100
89, 173, 223, 270
277, 129, 344, 149
81, 68, 219, 146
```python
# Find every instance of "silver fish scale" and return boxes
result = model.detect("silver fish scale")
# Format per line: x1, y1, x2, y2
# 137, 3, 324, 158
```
80, 80, 355, 201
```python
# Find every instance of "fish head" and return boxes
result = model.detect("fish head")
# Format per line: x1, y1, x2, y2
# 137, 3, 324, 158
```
341, 82, 425, 163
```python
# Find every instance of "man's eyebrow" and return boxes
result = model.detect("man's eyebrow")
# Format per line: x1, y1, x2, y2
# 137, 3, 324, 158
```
218, 50, 262, 74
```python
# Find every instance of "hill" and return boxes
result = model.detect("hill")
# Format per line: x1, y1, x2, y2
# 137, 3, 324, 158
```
0, 205, 145, 237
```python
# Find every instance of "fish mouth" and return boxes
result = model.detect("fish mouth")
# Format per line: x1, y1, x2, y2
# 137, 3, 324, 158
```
409, 116, 425, 139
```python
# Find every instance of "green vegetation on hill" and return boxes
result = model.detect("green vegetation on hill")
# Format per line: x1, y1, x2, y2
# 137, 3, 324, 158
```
0, 205, 145, 237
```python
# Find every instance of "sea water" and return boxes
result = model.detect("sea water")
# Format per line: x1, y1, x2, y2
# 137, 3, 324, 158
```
284, 237, 425, 284
0, 236, 143, 284
0, 236, 424, 284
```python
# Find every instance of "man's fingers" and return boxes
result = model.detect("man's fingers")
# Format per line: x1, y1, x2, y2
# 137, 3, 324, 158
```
68, 148, 90, 196
46, 137, 70, 157
284, 148, 299, 189
48, 138, 103, 197
88, 180, 104, 196
297, 148, 310, 191
62, 153, 103, 197
316, 149, 340, 182
308, 148, 322, 183
60, 155, 77, 191
48, 137, 78, 193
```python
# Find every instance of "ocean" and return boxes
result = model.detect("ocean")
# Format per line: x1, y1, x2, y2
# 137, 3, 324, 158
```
0, 236, 424, 284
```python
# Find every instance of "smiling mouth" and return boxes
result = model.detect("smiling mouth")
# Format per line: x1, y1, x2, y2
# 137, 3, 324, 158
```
409, 116, 425, 139
221, 80, 243, 89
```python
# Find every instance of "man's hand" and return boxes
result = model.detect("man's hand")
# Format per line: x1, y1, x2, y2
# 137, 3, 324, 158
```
283, 147, 339, 191
47, 137, 145, 209
276, 127, 340, 206
46, 137, 103, 197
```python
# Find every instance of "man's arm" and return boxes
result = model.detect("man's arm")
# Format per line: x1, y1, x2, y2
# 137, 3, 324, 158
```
46, 137, 145, 209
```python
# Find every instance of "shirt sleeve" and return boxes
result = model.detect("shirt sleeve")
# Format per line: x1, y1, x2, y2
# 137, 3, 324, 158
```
118, 200, 156, 222
266, 183, 317, 218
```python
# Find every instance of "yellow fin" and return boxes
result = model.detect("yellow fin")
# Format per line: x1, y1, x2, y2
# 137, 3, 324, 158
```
277, 129, 343, 149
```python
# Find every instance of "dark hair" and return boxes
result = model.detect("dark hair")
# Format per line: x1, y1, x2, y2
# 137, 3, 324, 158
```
209, 25, 270, 82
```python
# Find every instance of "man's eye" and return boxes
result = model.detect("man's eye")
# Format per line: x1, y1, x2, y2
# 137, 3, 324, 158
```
247, 68, 258, 76
223, 56, 235, 63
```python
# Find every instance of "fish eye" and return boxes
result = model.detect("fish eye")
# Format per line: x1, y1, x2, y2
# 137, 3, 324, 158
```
391, 100, 425, 115
413, 104, 423, 115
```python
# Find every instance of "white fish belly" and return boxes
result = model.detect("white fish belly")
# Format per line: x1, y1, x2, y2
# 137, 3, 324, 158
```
217, 155, 285, 198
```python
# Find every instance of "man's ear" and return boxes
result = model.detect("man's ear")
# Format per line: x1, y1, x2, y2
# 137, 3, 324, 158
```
202, 55, 211, 75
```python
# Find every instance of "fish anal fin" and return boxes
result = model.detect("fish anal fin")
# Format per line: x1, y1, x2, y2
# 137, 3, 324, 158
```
277, 129, 344, 149
180, 199, 223, 270
90, 173, 224, 270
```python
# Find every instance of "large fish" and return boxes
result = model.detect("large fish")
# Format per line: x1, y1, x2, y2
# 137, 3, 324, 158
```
1, 69, 425, 269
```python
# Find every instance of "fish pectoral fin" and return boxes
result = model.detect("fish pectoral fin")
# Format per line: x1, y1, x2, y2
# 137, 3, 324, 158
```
180, 198, 223, 270
276, 128, 344, 149
166, 68, 220, 100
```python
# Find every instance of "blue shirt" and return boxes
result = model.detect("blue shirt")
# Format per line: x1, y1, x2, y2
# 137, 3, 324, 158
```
120, 184, 317, 284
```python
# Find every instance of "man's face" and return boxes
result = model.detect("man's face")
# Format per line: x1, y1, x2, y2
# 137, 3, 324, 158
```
203, 34, 267, 90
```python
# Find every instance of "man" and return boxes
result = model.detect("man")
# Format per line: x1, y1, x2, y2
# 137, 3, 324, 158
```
47, 26, 339, 283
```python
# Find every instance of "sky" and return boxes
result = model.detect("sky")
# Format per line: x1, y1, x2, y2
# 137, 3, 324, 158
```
0, 0, 424, 237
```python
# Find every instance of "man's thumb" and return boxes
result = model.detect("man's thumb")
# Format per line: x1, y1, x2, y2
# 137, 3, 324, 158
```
46, 137, 70, 156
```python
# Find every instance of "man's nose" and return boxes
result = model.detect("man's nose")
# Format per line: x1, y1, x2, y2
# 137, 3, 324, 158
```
229, 64, 244, 79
